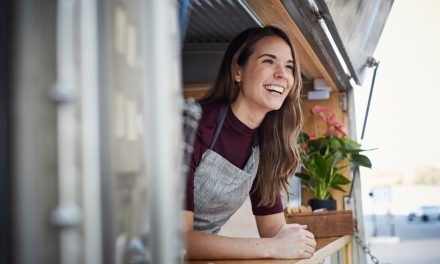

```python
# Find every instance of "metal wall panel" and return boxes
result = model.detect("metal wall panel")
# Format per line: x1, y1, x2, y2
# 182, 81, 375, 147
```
182, 0, 260, 83
99, 1, 151, 263
13, 0, 60, 263
185, 0, 260, 43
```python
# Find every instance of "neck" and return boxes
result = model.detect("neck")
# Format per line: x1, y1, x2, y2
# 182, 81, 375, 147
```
230, 98, 267, 129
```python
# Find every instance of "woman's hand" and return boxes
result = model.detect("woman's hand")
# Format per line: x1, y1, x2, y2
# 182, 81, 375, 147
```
184, 211, 316, 260
268, 224, 316, 259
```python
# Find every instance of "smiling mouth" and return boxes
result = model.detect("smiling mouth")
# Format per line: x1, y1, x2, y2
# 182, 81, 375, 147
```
264, 85, 285, 95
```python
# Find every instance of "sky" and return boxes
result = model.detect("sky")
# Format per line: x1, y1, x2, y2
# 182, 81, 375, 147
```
354, 0, 440, 176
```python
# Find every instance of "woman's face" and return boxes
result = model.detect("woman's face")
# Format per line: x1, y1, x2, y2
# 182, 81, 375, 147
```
234, 35, 294, 113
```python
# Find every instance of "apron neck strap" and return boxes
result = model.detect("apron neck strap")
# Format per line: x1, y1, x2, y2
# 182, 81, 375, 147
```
252, 132, 258, 148
208, 103, 259, 150
208, 103, 229, 150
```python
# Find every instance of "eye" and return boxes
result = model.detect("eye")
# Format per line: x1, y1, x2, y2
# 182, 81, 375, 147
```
262, 59, 274, 64
286, 64, 294, 71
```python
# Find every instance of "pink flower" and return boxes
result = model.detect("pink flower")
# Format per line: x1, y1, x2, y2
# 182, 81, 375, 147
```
325, 129, 339, 137
309, 134, 317, 140
311, 105, 331, 115
335, 125, 348, 137
311, 105, 330, 121
325, 113, 336, 126
310, 105, 349, 137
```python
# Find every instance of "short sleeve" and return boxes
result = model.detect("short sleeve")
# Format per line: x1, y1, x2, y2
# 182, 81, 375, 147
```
250, 183, 283, 215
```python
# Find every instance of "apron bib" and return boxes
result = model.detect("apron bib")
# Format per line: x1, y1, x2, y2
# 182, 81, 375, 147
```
193, 104, 259, 234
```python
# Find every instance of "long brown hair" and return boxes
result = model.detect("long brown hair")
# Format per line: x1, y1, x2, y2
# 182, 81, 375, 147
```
200, 26, 303, 206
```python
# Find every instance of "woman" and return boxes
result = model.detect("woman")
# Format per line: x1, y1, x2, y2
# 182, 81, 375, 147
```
184, 26, 316, 259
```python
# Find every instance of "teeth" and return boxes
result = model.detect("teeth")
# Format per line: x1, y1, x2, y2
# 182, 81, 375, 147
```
264, 85, 284, 94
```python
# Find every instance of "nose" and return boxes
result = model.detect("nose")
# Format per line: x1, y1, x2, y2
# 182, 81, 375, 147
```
274, 64, 288, 79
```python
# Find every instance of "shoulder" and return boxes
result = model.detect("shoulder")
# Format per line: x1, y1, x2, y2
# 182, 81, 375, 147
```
197, 101, 225, 132
200, 101, 223, 123
193, 101, 224, 150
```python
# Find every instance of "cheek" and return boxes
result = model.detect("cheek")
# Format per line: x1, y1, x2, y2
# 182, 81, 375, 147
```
243, 68, 265, 88
287, 76, 295, 93
250, 68, 266, 82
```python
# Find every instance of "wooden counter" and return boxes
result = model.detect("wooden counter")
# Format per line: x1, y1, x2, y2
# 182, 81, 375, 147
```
186, 235, 351, 264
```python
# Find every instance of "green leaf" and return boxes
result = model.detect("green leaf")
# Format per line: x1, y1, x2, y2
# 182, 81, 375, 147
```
329, 137, 342, 149
333, 173, 351, 185
339, 147, 362, 154
339, 147, 376, 154
331, 151, 343, 166
335, 165, 348, 172
329, 184, 346, 193
298, 132, 309, 143
351, 154, 372, 168
315, 155, 330, 179
339, 137, 361, 149
314, 186, 331, 199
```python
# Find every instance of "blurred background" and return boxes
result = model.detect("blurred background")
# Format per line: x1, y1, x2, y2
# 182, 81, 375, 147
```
354, 0, 440, 263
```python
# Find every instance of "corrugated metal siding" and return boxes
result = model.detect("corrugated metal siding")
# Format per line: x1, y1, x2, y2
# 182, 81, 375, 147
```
184, 0, 260, 43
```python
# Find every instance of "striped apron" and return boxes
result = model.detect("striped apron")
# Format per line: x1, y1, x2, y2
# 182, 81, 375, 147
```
193, 104, 259, 234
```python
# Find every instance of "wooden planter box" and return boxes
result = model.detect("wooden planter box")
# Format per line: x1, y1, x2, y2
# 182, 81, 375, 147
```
285, 210, 354, 238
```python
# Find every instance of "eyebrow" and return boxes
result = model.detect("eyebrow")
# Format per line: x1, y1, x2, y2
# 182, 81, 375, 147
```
257, 53, 294, 64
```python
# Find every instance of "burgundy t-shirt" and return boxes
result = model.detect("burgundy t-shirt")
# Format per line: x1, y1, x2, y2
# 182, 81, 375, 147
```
185, 101, 283, 215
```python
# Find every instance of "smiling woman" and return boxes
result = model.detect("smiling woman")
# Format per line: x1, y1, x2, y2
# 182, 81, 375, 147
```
183, 26, 316, 260
233, 35, 295, 118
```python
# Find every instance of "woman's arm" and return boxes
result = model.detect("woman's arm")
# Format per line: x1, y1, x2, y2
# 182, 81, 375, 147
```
183, 211, 316, 260
255, 212, 286, 238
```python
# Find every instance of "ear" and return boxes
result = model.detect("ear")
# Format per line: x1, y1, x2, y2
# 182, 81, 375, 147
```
234, 65, 242, 82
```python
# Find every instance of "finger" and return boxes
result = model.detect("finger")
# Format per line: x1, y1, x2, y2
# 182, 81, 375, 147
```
303, 229, 315, 239
305, 237, 317, 248
297, 228, 314, 239
285, 224, 307, 229
304, 243, 316, 254
301, 251, 313, 259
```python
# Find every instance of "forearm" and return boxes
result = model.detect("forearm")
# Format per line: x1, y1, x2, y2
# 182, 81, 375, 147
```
185, 230, 273, 260
256, 213, 286, 238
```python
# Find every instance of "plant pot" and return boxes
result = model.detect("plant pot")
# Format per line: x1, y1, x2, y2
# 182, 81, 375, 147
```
308, 199, 337, 211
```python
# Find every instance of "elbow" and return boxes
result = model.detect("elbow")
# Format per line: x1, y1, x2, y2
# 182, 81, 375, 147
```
259, 225, 282, 238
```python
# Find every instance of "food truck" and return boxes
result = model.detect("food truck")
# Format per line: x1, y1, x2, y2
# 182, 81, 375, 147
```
1, 0, 392, 263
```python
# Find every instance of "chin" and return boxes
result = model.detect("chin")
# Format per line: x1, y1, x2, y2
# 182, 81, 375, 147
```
264, 103, 283, 112
257, 98, 286, 113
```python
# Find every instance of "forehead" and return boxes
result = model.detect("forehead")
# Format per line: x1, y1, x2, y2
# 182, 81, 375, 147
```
251, 36, 293, 61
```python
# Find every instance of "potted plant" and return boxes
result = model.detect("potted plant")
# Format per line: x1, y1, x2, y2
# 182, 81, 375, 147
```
296, 105, 372, 211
